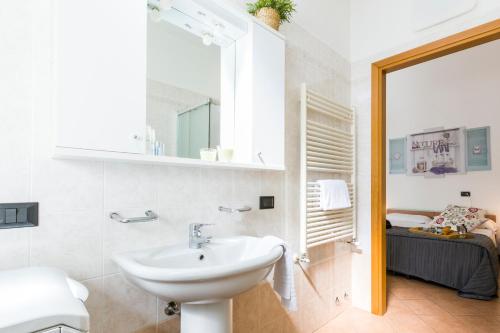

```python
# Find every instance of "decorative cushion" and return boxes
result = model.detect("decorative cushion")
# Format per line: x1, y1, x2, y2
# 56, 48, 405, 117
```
431, 205, 487, 231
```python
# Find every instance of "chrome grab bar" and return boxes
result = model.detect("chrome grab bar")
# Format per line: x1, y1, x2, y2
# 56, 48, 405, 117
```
218, 206, 252, 213
109, 210, 158, 223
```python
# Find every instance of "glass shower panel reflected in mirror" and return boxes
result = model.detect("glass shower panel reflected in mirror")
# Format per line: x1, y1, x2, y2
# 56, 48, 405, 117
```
146, 5, 234, 160
176, 101, 220, 159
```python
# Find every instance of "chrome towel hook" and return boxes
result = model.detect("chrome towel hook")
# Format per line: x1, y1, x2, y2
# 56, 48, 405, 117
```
218, 206, 252, 213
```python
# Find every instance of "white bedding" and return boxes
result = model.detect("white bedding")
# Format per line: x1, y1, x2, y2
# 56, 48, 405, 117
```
471, 228, 497, 247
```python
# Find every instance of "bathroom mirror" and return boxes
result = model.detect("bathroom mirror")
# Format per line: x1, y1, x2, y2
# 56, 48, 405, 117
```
146, 6, 235, 160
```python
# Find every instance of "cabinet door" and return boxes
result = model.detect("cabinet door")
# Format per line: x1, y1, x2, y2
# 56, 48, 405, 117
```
54, 0, 146, 154
251, 24, 285, 166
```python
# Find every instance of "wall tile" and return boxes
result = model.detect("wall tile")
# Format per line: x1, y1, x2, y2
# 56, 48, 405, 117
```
157, 166, 202, 225
0, 229, 30, 270
31, 159, 104, 214
158, 317, 180, 333
81, 277, 104, 333
102, 208, 178, 275
233, 285, 260, 333
104, 162, 158, 210
30, 211, 103, 280
100, 274, 157, 333
0, 0, 32, 203
259, 283, 287, 328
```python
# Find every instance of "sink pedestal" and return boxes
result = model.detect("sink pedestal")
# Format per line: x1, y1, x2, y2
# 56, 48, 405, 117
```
181, 299, 232, 333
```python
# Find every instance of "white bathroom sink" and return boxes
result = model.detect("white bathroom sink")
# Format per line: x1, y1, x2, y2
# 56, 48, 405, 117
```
112, 236, 284, 303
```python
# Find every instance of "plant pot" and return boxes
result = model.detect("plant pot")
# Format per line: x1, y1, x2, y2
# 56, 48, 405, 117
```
256, 7, 280, 31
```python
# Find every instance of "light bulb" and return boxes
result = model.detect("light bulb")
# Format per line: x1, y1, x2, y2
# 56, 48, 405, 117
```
158, 0, 173, 10
202, 32, 214, 46
149, 7, 162, 22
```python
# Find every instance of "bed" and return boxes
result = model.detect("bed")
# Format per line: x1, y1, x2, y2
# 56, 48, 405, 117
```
386, 209, 499, 300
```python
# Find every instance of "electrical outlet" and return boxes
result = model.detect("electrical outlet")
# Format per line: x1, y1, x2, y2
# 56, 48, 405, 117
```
461, 191, 471, 197
259, 196, 274, 209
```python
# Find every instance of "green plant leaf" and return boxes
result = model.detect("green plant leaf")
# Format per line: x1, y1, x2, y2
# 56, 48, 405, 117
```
246, 0, 297, 23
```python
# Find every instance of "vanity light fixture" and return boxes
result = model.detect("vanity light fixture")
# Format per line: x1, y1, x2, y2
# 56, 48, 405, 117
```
214, 22, 225, 31
202, 32, 215, 46
148, 5, 162, 22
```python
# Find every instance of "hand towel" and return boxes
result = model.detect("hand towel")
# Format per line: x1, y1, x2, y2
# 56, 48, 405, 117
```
317, 179, 351, 211
272, 242, 297, 311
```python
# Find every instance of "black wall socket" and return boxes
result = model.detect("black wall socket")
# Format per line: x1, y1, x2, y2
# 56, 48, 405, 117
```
259, 196, 275, 209
461, 191, 471, 197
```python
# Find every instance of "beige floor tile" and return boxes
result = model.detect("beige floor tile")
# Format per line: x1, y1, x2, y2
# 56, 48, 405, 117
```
389, 285, 427, 300
317, 275, 500, 333
454, 315, 500, 333
472, 299, 500, 316
385, 313, 436, 333
432, 298, 484, 316
314, 310, 358, 333
418, 313, 470, 333
386, 298, 414, 315
402, 299, 446, 315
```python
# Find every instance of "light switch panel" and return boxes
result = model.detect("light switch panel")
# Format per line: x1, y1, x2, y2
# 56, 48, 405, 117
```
0, 203, 38, 229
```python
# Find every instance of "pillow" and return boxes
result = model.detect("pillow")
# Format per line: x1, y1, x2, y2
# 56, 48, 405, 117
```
475, 219, 497, 232
386, 213, 432, 228
430, 205, 487, 231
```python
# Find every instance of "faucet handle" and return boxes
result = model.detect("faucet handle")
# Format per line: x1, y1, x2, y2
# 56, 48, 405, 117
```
190, 223, 214, 229
189, 223, 215, 235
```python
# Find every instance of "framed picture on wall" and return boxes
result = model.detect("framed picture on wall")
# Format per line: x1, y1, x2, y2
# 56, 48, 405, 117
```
466, 126, 491, 171
407, 127, 466, 176
389, 138, 406, 174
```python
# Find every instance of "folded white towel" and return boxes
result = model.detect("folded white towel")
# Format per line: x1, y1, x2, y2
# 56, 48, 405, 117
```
317, 179, 351, 211
273, 242, 297, 311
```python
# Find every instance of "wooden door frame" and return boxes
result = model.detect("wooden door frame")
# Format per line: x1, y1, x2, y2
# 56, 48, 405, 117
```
371, 19, 500, 315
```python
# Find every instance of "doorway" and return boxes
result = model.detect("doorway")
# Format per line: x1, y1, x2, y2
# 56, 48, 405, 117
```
370, 19, 500, 315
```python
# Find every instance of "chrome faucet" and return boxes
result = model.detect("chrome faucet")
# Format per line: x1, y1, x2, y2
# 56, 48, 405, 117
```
189, 223, 213, 249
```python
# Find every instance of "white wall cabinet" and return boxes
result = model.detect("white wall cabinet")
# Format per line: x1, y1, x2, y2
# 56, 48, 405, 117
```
54, 0, 146, 154
234, 22, 285, 167
251, 23, 285, 167
53, 1, 285, 170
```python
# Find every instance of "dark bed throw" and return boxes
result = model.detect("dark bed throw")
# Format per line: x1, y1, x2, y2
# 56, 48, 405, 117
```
387, 227, 499, 300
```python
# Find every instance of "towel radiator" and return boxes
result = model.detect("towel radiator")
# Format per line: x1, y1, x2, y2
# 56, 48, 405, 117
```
299, 83, 357, 256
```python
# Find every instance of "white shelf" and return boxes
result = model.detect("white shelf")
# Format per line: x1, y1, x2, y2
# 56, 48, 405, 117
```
53, 147, 285, 171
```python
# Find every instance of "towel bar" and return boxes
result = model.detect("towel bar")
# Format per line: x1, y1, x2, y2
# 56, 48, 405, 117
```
109, 210, 159, 223
218, 206, 252, 213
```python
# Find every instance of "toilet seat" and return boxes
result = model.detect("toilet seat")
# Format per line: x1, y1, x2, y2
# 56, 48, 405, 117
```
0, 267, 89, 333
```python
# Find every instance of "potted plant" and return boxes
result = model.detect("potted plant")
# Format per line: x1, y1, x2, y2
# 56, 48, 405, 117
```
247, 0, 296, 31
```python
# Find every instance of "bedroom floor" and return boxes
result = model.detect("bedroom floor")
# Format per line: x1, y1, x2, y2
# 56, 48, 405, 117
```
315, 274, 500, 333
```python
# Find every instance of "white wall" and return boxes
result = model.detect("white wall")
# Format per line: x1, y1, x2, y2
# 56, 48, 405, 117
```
350, 0, 500, 63
234, 0, 352, 61
387, 39, 500, 216
293, 0, 351, 60
350, 0, 500, 311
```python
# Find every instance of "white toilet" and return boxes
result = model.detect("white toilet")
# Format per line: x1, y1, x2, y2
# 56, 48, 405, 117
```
0, 267, 90, 333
